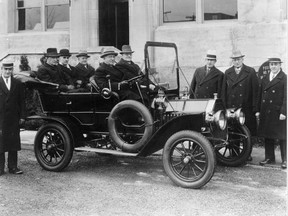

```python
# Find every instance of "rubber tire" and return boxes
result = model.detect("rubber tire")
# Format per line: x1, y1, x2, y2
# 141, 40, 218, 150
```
34, 123, 74, 172
108, 100, 153, 153
163, 130, 216, 189
216, 125, 252, 167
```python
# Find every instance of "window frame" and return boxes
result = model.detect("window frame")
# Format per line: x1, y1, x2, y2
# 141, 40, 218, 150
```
161, 0, 238, 24
16, 0, 70, 32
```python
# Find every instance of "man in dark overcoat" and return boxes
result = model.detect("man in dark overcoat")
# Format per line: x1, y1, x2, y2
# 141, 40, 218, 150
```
256, 58, 286, 169
75, 50, 96, 90
37, 48, 75, 92
221, 50, 258, 135
221, 50, 258, 161
115, 45, 155, 103
189, 50, 223, 99
0, 61, 26, 175
58, 49, 79, 87
94, 47, 141, 101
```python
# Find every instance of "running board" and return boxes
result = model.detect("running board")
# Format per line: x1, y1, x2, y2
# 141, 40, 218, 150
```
74, 147, 138, 157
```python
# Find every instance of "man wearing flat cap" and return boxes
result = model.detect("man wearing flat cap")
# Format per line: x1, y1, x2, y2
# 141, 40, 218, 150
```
74, 50, 96, 90
221, 50, 258, 161
256, 58, 286, 169
37, 48, 75, 92
94, 47, 141, 101
0, 61, 26, 175
189, 50, 223, 99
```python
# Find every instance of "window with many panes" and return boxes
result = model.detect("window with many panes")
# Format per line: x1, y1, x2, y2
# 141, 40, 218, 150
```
17, 0, 70, 31
163, 0, 237, 23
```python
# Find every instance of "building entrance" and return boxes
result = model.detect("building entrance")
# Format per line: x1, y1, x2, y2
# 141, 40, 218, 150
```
99, 0, 129, 49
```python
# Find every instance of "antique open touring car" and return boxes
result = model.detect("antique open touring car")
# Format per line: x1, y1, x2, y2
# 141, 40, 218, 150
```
16, 41, 252, 189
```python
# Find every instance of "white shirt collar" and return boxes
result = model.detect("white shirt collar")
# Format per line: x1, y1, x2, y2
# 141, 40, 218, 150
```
270, 70, 280, 81
2, 75, 11, 90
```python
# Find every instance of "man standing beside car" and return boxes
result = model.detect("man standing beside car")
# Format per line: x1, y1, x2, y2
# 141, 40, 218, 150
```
189, 50, 223, 99
0, 61, 26, 175
256, 58, 286, 169
221, 50, 258, 161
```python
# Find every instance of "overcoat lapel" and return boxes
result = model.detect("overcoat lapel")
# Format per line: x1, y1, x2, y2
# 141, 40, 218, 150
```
232, 69, 249, 87
200, 67, 218, 85
264, 71, 284, 90
0, 77, 9, 94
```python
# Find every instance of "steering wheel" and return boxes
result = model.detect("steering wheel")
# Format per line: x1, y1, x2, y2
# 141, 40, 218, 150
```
126, 74, 144, 84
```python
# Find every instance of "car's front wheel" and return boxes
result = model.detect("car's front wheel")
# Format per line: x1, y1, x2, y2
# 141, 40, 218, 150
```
34, 123, 74, 171
163, 130, 216, 189
215, 125, 252, 167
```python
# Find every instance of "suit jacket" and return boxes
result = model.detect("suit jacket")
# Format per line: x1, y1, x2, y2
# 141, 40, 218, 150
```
0, 77, 26, 153
37, 63, 73, 91
221, 64, 258, 135
257, 70, 287, 140
189, 66, 223, 99
75, 63, 96, 87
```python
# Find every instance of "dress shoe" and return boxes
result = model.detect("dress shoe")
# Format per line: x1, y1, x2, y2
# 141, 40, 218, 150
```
281, 161, 287, 169
247, 156, 253, 161
259, 159, 275, 166
9, 168, 23, 174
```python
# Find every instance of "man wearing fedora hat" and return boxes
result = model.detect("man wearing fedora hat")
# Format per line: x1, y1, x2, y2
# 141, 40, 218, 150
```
94, 47, 141, 101
256, 58, 286, 169
58, 49, 82, 89
189, 50, 223, 99
115, 45, 155, 102
37, 48, 75, 92
221, 50, 258, 161
74, 50, 96, 90
0, 60, 26, 175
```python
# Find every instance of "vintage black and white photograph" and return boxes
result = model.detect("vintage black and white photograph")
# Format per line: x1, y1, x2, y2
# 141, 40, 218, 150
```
0, 0, 287, 215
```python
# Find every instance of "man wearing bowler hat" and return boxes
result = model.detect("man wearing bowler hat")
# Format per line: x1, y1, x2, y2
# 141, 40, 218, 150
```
94, 47, 141, 101
189, 50, 223, 99
256, 58, 286, 169
58, 49, 83, 89
221, 50, 258, 161
75, 50, 96, 90
37, 48, 75, 92
0, 60, 26, 175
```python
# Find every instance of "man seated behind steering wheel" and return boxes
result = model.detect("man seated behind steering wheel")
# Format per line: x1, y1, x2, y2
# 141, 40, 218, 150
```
94, 47, 142, 101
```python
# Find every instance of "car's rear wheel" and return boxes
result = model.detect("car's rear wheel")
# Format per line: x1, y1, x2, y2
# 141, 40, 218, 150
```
108, 100, 153, 153
34, 123, 73, 171
215, 125, 252, 167
163, 130, 215, 189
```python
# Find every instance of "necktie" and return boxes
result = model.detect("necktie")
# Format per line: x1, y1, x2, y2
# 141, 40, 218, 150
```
5, 78, 9, 90
206, 68, 210, 75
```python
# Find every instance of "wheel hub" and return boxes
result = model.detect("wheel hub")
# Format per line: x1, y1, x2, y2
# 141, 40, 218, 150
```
183, 155, 193, 164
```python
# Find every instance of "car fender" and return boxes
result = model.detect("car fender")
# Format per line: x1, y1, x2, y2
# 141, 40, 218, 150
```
26, 115, 83, 147
138, 113, 205, 157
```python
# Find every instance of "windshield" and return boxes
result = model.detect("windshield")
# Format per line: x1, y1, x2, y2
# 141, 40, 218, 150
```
145, 43, 179, 91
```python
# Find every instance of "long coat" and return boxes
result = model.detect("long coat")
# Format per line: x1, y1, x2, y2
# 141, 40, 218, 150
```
95, 63, 141, 101
75, 63, 96, 87
0, 77, 26, 153
189, 66, 223, 99
37, 63, 73, 91
257, 70, 287, 140
221, 64, 258, 135
58, 64, 79, 86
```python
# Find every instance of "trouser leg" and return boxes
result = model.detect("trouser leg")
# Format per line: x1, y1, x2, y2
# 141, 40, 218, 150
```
0, 153, 5, 171
279, 139, 287, 162
8, 151, 18, 170
264, 138, 276, 161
